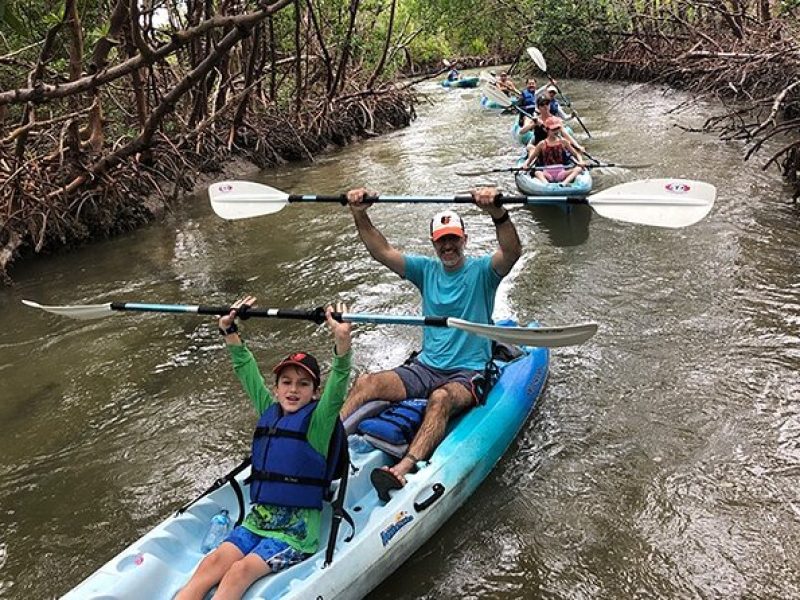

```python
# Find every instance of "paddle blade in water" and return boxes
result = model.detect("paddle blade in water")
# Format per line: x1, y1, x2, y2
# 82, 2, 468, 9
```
588, 179, 716, 228
208, 180, 289, 220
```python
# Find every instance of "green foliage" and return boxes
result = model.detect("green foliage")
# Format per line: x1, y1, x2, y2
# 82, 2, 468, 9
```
0, 0, 26, 37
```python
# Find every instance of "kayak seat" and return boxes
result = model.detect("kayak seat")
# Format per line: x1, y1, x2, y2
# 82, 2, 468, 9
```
343, 399, 428, 460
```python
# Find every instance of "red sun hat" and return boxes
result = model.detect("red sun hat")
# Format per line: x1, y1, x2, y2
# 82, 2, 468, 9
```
544, 116, 563, 130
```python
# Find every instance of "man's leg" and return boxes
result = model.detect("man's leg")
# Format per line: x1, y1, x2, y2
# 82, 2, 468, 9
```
340, 370, 407, 419
388, 381, 475, 482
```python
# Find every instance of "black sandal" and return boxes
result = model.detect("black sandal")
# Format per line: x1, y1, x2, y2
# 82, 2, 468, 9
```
370, 468, 405, 502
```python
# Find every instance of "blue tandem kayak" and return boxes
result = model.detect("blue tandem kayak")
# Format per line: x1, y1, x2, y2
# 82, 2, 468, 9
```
62, 332, 549, 600
514, 157, 593, 198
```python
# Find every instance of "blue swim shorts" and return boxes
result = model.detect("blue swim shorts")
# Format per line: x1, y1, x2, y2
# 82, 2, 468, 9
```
225, 525, 311, 572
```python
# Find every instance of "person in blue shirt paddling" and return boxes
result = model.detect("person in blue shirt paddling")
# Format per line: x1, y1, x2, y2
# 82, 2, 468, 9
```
176, 297, 352, 600
341, 187, 522, 501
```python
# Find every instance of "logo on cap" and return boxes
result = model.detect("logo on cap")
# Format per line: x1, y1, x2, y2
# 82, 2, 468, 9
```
430, 210, 465, 241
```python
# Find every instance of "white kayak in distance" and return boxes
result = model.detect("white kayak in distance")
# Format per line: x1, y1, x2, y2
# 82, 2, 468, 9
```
61, 335, 551, 599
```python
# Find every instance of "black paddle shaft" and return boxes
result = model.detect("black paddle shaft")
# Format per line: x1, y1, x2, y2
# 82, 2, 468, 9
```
284, 193, 589, 207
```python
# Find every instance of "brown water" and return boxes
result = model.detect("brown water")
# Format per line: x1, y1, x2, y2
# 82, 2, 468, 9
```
1, 75, 798, 599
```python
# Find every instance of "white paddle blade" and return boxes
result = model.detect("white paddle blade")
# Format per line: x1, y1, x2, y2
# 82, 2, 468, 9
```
479, 70, 496, 84
481, 84, 513, 108
527, 47, 547, 72
449, 319, 598, 347
208, 180, 289, 220
589, 179, 716, 228
22, 299, 115, 320
442, 59, 452, 67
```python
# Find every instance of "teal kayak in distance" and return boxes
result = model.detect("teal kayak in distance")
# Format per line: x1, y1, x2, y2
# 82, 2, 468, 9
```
441, 76, 480, 88
62, 330, 549, 600
514, 157, 593, 197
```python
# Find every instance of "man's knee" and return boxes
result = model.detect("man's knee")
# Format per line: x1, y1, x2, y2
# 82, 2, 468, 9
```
352, 371, 405, 400
428, 385, 473, 416
351, 372, 383, 397
427, 388, 457, 417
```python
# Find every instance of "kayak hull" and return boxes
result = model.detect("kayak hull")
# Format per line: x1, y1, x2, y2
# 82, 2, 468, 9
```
63, 342, 549, 600
515, 158, 593, 197
441, 76, 480, 89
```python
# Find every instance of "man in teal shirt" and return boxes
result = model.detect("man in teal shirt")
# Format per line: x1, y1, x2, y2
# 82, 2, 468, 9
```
341, 188, 522, 500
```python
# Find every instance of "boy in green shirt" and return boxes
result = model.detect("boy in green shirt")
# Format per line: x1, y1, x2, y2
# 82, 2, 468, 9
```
176, 296, 352, 600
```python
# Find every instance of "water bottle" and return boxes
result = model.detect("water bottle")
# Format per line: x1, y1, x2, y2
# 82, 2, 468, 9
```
350, 435, 375, 454
200, 509, 232, 553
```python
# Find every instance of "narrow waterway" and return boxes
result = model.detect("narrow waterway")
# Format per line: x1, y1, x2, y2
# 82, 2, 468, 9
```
0, 73, 798, 599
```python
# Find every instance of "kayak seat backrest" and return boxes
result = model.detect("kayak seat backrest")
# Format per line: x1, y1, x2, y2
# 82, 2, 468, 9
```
322, 419, 349, 503
343, 399, 428, 460
492, 341, 524, 362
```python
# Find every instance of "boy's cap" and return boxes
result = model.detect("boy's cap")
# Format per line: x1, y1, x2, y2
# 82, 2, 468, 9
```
546, 85, 558, 93
273, 352, 321, 387
430, 210, 466, 241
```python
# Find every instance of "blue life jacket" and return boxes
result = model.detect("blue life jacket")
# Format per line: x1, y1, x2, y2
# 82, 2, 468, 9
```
519, 89, 536, 110
549, 99, 562, 116
249, 401, 345, 510
357, 399, 427, 446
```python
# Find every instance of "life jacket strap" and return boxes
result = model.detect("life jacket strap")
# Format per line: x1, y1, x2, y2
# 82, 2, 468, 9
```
247, 469, 328, 488
252, 426, 308, 440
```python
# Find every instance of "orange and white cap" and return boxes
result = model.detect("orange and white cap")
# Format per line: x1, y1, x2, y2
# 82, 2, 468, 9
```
430, 210, 466, 241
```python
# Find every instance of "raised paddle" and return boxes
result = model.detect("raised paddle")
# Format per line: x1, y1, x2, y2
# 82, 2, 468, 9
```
21, 300, 598, 348
527, 46, 592, 138
482, 84, 534, 118
479, 69, 497, 85
207, 179, 716, 228
455, 162, 654, 177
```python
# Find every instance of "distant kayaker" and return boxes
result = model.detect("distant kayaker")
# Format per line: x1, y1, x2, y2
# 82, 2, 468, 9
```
447, 67, 460, 82
522, 116, 587, 185
342, 187, 522, 501
494, 71, 520, 96
518, 78, 545, 111
545, 84, 570, 119
517, 96, 585, 152
175, 297, 352, 600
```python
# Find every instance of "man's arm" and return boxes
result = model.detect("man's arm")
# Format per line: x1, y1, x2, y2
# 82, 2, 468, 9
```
471, 188, 522, 277
347, 188, 405, 277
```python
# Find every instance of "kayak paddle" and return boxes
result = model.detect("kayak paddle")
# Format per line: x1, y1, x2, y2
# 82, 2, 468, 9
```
208, 179, 716, 228
21, 300, 597, 348
482, 85, 534, 118
456, 162, 654, 176
479, 70, 497, 85
526, 46, 592, 138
